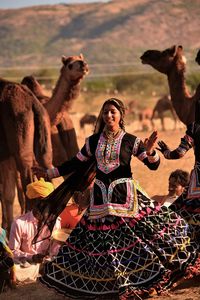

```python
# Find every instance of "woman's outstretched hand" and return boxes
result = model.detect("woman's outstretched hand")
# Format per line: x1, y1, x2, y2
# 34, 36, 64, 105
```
32, 166, 48, 181
144, 130, 158, 155
156, 140, 170, 154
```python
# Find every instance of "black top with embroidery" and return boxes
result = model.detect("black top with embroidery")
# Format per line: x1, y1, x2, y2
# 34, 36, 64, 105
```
58, 132, 160, 175
57, 131, 160, 219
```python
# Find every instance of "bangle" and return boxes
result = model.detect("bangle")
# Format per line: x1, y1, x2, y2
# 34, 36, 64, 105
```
146, 151, 153, 156
47, 167, 60, 179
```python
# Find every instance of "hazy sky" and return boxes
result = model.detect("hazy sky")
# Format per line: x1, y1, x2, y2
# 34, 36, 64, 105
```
0, 0, 109, 9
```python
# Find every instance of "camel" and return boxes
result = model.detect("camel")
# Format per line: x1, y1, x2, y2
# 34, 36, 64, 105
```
0, 55, 88, 232
21, 76, 49, 105
79, 113, 97, 130
1, 54, 89, 231
21, 76, 77, 166
0, 79, 53, 230
21, 54, 89, 165
127, 96, 176, 131
140, 45, 198, 125
137, 107, 153, 131
151, 94, 177, 131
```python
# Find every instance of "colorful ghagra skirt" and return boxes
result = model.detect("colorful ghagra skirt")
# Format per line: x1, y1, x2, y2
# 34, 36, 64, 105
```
39, 191, 199, 299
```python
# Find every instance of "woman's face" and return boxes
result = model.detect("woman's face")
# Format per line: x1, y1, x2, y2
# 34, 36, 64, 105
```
102, 104, 121, 130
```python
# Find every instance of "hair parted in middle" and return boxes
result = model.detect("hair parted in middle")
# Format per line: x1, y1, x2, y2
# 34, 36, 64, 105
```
94, 98, 126, 134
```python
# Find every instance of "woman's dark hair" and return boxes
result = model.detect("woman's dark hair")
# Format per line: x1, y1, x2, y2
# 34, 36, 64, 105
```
94, 98, 126, 133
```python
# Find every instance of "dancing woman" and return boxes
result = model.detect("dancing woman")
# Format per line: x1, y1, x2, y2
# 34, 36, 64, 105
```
33, 98, 198, 299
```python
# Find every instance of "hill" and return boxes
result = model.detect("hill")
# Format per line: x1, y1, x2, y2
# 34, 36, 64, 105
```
0, 0, 200, 71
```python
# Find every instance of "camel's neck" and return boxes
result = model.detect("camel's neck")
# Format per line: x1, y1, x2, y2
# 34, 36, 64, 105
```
44, 75, 80, 124
167, 68, 195, 124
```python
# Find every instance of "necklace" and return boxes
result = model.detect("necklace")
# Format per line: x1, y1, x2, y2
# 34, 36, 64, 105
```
103, 127, 122, 143
102, 127, 122, 163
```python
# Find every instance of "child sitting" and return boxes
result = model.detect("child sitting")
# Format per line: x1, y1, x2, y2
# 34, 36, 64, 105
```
152, 169, 190, 207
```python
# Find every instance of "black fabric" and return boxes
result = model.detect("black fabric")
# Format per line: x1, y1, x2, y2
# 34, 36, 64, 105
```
195, 94, 200, 122
33, 159, 96, 244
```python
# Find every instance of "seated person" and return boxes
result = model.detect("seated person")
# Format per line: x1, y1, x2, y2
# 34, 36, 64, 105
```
0, 227, 15, 293
152, 169, 190, 207
9, 178, 61, 283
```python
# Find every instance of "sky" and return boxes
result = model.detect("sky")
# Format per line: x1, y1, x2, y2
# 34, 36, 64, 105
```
0, 0, 109, 9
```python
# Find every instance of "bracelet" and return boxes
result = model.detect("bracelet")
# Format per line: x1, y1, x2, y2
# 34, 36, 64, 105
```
146, 150, 154, 156
163, 150, 171, 159
47, 167, 60, 179
148, 151, 159, 163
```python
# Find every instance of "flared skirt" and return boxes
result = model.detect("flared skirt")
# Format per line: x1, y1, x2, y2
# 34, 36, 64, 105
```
40, 191, 199, 299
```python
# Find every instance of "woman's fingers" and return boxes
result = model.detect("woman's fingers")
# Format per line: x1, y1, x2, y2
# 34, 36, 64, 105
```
157, 140, 166, 147
156, 140, 169, 153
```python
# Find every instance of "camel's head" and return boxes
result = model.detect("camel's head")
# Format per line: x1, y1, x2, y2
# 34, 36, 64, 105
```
195, 49, 200, 65
21, 75, 49, 104
21, 75, 41, 92
140, 45, 186, 75
61, 54, 89, 82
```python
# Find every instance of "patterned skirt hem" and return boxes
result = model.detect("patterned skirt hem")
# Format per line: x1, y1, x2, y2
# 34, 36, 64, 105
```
39, 264, 197, 300
39, 275, 119, 299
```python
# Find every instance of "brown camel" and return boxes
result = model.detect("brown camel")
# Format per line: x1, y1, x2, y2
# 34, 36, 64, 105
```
0, 79, 52, 231
0, 54, 89, 231
151, 94, 177, 131
21, 76, 77, 166
0, 55, 88, 232
21, 76, 49, 105
21, 54, 89, 165
140, 45, 198, 125
137, 108, 153, 131
80, 113, 97, 130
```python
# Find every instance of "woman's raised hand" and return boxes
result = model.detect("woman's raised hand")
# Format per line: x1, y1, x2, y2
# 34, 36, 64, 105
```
144, 130, 158, 155
156, 140, 170, 154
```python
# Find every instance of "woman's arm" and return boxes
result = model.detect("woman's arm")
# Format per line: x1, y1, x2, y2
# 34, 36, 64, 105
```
157, 134, 193, 160
33, 135, 96, 180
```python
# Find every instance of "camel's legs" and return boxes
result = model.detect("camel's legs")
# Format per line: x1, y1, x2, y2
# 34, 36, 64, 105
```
57, 113, 79, 159
14, 163, 33, 212
150, 111, 156, 131
170, 108, 177, 130
15, 170, 25, 215
159, 113, 165, 131
0, 158, 16, 233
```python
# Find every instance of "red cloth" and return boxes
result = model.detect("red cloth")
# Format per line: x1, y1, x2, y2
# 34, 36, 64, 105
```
60, 204, 86, 229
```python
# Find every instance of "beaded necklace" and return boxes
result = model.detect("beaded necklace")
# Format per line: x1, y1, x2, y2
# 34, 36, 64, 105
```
102, 127, 122, 163
103, 127, 122, 142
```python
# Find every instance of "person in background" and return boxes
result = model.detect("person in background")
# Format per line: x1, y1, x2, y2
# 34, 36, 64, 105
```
32, 97, 199, 299
152, 169, 190, 207
0, 227, 15, 293
9, 178, 61, 283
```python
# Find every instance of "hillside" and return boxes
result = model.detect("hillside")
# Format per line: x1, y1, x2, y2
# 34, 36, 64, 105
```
0, 0, 200, 70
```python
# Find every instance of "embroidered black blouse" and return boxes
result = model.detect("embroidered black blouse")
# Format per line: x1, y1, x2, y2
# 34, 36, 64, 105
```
57, 131, 160, 219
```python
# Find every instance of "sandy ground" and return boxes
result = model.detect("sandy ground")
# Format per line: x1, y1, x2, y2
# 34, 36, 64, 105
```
1, 119, 200, 300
